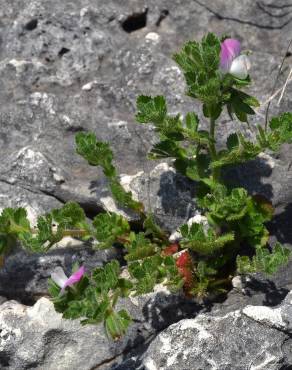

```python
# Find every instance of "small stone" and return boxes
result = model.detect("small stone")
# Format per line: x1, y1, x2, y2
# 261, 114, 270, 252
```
81, 81, 97, 91
145, 32, 160, 43
232, 275, 244, 290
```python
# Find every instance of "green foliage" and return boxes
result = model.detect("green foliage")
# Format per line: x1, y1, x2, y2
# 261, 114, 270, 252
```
0, 202, 92, 254
1, 32, 292, 340
136, 95, 167, 125
199, 185, 273, 249
76, 132, 116, 177
237, 243, 290, 275
201, 186, 250, 222
192, 260, 220, 298
109, 179, 143, 212
173, 33, 221, 111
0, 208, 31, 254
128, 254, 183, 295
143, 213, 168, 241
76, 132, 142, 213
226, 89, 259, 123
105, 310, 132, 340
124, 232, 157, 261
49, 260, 132, 339
92, 212, 130, 249
180, 222, 234, 256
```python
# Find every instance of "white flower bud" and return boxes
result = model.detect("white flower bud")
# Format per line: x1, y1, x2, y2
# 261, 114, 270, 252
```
229, 55, 251, 80
51, 267, 68, 288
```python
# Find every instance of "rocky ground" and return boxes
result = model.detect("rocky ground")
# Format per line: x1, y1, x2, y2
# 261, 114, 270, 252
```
1, 0, 292, 369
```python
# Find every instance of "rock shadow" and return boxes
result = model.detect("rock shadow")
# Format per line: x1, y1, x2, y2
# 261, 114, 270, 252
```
243, 276, 289, 307
110, 290, 234, 370
223, 156, 274, 201
0, 245, 123, 305
110, 292, 204, 370
157, 170, 197, 231
268, 203, 292, 246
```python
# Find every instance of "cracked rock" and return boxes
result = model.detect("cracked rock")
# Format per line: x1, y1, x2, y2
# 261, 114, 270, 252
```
140, 290, 292, 370
1, 0, 292, 228
0, 291, 201, 370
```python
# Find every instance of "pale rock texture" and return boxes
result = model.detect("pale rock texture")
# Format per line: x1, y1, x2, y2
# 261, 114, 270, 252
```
141, 292, 292, 370
1, 0, 292, 369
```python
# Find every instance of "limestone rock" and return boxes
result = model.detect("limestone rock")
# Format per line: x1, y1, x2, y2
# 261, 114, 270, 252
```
141, 291, 292, 370
1, 0, 292, 230
0, 292, 201, 370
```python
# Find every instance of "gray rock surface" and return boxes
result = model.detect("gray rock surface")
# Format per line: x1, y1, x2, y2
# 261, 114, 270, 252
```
1, 0, 292, 227
1, 0, 292, 294
140, 290, 292, 370
1, 1, 292, 369
0, 292, 201, 370
2, 288, 292, 370
0, 244, 123, 304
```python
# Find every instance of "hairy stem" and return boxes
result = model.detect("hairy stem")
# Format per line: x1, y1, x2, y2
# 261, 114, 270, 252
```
62, 229, 89, 237
209, 118, 220, 181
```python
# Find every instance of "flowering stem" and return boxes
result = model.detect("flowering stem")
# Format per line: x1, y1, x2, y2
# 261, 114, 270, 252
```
62, 229, 89, 238
111, 290, 120, 308
209, 118, 221, 182
116, 236, 130, 244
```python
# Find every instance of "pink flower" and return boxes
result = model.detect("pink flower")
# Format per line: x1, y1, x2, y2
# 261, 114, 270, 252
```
220, 38, 251, 79
51, 266, 85, 294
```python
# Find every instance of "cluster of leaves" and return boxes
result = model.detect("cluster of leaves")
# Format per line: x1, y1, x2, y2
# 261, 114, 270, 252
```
134, 33, 292, 297
49, 260, 132, 339
0, 203, 92, 254
172, 33, 258, 122
0, 32, 292, 339
76, 132, 143, 212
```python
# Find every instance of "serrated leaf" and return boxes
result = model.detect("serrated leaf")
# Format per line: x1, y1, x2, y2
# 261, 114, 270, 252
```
105, 310, 132, 340
93, 260, 120, 293
226, 133, 239, 151
237, 243, 290, 275
76, 132, 116, 177
109, 179, 143, 212
269, 112, 292, 144
180, 222, 234, 255
136, 95, 167, 125
124, 232, 156, 261
185, 112, 199, 132
93, 212, 130, 249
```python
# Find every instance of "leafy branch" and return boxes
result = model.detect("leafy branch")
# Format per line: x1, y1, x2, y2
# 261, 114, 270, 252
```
0, 32, 291, 340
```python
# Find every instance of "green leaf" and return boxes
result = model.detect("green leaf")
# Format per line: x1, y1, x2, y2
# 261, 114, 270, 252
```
93, 213, 130, 249
93, 260, 121, 293
226, 133, 239, 151
148, 139, 186, 160
237, 243, 290, 275
235, 90, 260, 107
105, 310, 132, 340
212, 134, 262, 169
143, 214, 167, 240
180, 222, 234, 255
109, 179, 143, 212
76, 132, 116, 177
186, 154, 210, 181
51, 202, 88, 229
20, 202, 92, 252
136, 95, 167, 125
203, 187, 250, 222
124, 232, 156, 261
185, 112, 199, 132
0, 207, 31, 235
269, 112, 292, 144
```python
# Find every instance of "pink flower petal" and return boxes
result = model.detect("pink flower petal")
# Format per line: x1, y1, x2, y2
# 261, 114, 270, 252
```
62, 266, 85, 292
220, 39, 241, 71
